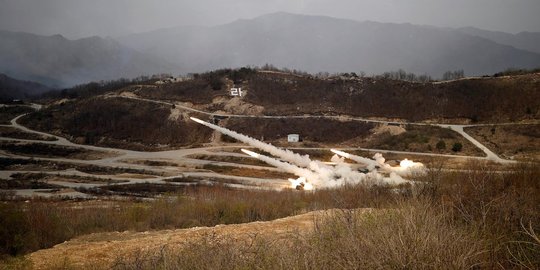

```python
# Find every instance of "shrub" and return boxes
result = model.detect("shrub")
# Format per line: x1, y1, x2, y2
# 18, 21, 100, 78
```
436, 140, 446, 150
452, 142, 463, 152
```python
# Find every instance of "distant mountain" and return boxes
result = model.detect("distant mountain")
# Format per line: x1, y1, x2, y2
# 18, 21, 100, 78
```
118, 12, 540, 77
456, 27, 540, 54
0, 73, 53, 100
0, 31, 178, 87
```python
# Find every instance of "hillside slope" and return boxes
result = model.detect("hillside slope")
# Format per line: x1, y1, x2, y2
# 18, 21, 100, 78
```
20, 70, 539, 151
21, 95, 212, 151
130, 69, 540, 122
0, 74, 53, 100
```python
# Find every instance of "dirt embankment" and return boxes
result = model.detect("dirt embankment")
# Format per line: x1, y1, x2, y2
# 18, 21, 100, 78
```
27, 209, 367, 269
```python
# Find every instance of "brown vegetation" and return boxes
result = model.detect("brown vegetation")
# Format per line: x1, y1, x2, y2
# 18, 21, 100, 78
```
225, 118, 375, 144
0, 106, 33, 124
360, 125, 484, 155
187, 154, 271, 167
111, 202, 486, 270
465, 124, 540, 161
114, 162, 540, 269
20, 97, 213, 151
224, 119, 483, 155
123, 159, 178, 167
136, 68, 256, 104
201, 164, 296, 179
0, 158, 163, 177
0, 142, 111, 160
0, 127, 56, 141
0, 162, 537, 269
18, 70, 540, 153
244, 71, 540, 122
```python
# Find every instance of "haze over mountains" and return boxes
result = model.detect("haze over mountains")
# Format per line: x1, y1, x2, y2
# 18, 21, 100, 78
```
120, 12, 540, 76
1, 12, 539, 88
0, 31, 176, 88
455, 27, 540, 54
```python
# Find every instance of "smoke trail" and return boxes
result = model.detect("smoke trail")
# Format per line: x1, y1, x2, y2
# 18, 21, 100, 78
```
191, 117, 312, 167
193, 117, 412, 189
241, 149, 319, 183
332, 149, 425, 176
331, 149, 380, 170
240, 149, 395, 188
190, 117, 359, 181
241, 148, 389, 188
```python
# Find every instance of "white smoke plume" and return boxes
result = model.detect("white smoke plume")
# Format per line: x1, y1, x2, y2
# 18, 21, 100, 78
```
191, 117, 342, 177
191, 117, 413, 189
242, 148, 367, 188
191, 117, 312, 167
331, 149, 380, 170
241, 149, 319, 182
332, 149, 425, 177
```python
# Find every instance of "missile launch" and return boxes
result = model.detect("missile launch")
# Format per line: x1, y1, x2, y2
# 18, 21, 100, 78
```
241, 149, 320, 186
191, 116, 421, 189
332, 149, 425, 176
191, 117, 312, 168
331, 149, 380, 170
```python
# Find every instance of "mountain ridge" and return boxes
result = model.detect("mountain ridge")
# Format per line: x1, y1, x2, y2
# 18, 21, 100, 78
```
0, 30, 178, 87
455, 26, 540, 54
118, 12, 540, 77
2, 13, 539, 87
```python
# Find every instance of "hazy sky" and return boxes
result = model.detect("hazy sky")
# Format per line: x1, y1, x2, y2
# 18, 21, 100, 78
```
1, 0, 539, 39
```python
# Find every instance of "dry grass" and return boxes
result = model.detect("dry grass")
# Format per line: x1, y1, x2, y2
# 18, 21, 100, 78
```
1, 162, 539, 269
111, 200, 487, 270
465, 124, 540, 161
111, 162, 540, 269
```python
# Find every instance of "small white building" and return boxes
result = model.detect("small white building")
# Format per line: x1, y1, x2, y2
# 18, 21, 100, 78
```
287, 134, 300, 143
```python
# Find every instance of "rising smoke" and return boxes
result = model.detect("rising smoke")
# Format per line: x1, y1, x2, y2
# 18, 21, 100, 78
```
191, 117, 422, 189
332, 150, 425, 177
